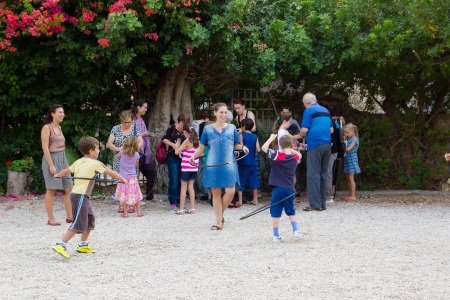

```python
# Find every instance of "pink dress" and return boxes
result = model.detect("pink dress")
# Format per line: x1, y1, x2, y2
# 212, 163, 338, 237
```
114, 151, 143, 205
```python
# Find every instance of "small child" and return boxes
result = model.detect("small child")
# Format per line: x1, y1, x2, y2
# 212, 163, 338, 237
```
52, 136, 126, 259
445, 153, 450, 161
237, 118, 261, 206
115, 136, 144, 217
343, 123, 361, 201
261, 134, 302, 243
174, 124, 199, 214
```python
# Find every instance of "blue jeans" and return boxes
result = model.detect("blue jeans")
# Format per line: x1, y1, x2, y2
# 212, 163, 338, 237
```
306, 143, 331, 209
167, 155, 181, 206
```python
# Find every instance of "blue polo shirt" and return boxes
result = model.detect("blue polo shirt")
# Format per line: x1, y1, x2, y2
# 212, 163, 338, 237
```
301, 103, 332, 150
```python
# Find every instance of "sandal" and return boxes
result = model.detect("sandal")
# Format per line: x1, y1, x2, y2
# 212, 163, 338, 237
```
175, 209, 185, 215
118, 205, 124, 213
211, 225, 222, 230
188, 209, 196, 214
128, 205, 135, 213
137, 211, 144, 217
121, 212, 128, 218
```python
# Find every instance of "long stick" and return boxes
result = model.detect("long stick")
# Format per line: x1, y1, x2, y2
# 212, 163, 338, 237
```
239, 193, 295, 220
55, 176, 118, 182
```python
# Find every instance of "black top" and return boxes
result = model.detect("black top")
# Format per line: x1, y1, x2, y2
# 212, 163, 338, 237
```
162, 124, 186, 157
330, 120, 343, 156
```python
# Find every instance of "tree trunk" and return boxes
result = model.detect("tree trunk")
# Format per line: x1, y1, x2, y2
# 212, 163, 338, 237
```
149, 67, 193, 140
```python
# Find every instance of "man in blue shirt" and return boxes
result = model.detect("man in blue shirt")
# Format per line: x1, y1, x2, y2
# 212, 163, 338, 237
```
299, 93, 333, 211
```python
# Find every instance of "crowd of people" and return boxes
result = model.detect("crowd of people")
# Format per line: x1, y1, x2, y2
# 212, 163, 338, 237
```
42, 93, 369, 258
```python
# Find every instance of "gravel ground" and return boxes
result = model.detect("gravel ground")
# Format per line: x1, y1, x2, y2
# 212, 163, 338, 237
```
0, 193, 449, 300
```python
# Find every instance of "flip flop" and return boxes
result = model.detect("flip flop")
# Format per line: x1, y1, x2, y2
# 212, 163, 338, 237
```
128, 205, 135, 213
118, 205, 124, 213
211, 225, 222, 230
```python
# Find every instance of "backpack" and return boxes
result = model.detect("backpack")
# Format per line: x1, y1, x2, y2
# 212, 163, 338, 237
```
155, 125, 176, 164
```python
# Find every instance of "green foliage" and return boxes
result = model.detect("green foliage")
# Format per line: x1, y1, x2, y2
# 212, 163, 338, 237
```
7, 157, 34, 173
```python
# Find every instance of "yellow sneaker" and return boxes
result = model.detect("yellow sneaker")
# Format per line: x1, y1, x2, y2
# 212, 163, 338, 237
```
76, 244, 97, 253
52, 244, 70, 258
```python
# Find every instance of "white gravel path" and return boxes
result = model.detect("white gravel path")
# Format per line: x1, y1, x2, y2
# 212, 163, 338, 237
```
0, 196, 449, 299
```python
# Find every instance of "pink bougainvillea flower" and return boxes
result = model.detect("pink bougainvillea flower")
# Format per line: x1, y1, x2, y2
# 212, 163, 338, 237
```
92, 53, 99, 59
98, 38, 110, 48
144, 32, 158, 41
81, 9, 97, 23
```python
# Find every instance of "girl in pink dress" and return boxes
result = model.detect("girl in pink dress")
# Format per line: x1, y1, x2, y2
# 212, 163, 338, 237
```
114, 136, 143, 218
174, 125, 199, 214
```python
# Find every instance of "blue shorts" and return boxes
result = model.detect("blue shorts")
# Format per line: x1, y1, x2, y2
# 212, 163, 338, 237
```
270, 187, 295, 218
180, 171, 197, 182
238, 165, 260, 191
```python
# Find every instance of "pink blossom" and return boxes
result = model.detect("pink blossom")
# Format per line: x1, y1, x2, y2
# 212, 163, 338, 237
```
98, 38, 110, 48
82, 9, 97, 23
144, 32, 158, 41
195, 17, 201, 21
92, 53, 99, 59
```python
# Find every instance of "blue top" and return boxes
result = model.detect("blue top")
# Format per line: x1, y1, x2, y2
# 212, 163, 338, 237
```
238, 132, 257, 166
267, 149, 301, 190
301, 103, 332, 150
200, 124, 240, 188
343, 137, 361, 174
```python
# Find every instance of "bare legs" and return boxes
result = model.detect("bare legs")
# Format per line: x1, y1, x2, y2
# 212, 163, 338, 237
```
345, 173, 356, 200
45, 188, 72, 223
45, 189, 57, 223
61, 229, 91, 244
211, 186, 235, 229
177, 180, 196, 214
238, 189, 258, 205
64, 187, 73, 220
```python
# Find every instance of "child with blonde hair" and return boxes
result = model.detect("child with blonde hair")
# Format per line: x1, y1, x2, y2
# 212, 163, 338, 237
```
343, 123, 360, 201
115, 136, 144, 217
174, 124, 199, 214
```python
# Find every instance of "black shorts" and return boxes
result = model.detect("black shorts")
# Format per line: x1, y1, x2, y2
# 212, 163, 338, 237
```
69, 193, 95, 233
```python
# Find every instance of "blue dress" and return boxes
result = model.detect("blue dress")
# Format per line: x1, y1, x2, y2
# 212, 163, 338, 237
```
343, 137, 361, 174
200, 124, 240, 188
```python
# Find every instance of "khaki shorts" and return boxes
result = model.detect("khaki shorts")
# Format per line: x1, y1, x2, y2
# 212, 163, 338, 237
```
69, 193, 95, 233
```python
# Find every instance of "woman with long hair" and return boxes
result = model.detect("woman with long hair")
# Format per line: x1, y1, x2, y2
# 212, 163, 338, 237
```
190, 103, 248, 230
41, 104, 73, 226
131, 99, 161, 202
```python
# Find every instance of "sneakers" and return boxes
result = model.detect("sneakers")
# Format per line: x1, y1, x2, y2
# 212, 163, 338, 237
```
293, 231, 302, 238
52, 244, 70, 258
170, 205, 178, 211
76, 244, 97, 253
272, 236, 283, 243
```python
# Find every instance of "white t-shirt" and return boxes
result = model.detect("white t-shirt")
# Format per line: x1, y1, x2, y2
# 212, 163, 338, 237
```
277, 128, 290, 150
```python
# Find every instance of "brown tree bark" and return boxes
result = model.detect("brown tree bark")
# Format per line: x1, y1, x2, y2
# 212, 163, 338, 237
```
148, 67, 193, 140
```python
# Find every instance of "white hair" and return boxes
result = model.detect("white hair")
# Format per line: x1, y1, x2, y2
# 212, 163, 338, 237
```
302, 93, 317, 105
226, 110, 233, 123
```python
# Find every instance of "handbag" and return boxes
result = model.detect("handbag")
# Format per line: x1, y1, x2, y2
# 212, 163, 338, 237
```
155, 125, 176, 165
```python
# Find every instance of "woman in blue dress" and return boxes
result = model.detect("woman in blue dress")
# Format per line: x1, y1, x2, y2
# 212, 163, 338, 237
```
191, 103, 248, 230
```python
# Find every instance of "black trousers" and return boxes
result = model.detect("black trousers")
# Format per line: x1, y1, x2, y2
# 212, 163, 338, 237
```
140, 162, 156, 200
